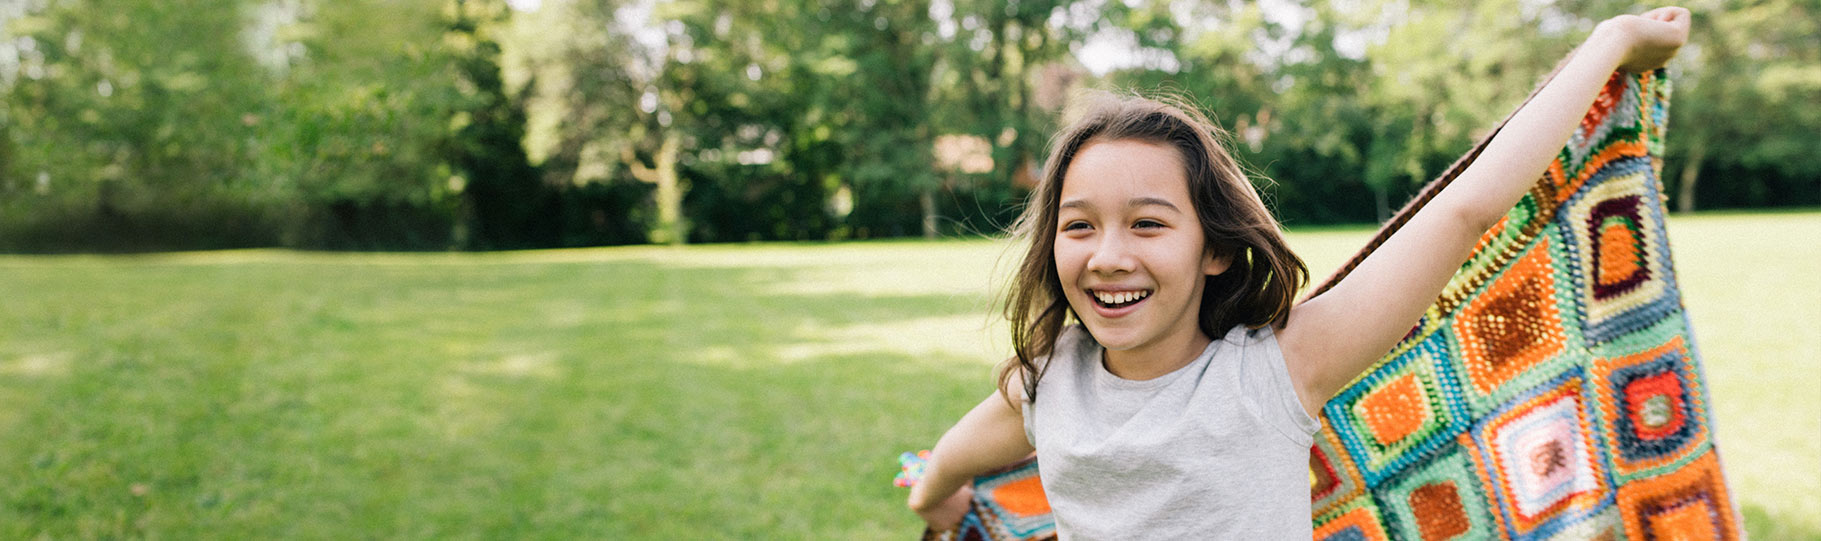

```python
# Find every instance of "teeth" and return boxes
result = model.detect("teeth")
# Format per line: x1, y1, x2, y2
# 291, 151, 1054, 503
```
1093, 290, 1149, 306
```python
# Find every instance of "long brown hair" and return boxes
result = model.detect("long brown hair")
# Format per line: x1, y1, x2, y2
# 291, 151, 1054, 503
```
999, 91, 1308, 404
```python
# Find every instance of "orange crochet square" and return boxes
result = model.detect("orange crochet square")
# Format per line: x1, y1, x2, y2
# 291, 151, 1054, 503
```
990, 475, 1051, 516
1596, 218, 1645, 287
1616, 451, 1738, 539
1454, 237, 1567, 396
1356, 373, 1432, 447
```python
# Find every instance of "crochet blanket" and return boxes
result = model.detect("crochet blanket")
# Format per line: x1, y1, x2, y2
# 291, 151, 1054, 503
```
897, 451, 1053, 541
899, 68, 1738, 540
1306, 67, 1739, 540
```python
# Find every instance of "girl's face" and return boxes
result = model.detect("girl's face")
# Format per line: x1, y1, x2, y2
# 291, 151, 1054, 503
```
1054, 139, 1230, 371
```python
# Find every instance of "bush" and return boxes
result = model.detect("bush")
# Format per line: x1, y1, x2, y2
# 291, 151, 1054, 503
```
0, 196, 288, 253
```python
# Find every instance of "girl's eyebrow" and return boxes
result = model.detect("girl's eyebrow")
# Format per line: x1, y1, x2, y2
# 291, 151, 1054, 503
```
1127, 197, 1181, 212
1059, 197, 1181, 212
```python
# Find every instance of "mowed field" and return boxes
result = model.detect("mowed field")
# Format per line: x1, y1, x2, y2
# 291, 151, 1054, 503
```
1, 211, 1816, 539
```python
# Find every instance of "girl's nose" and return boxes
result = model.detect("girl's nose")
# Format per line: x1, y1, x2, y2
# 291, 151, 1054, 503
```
1086, 233, 1137, 275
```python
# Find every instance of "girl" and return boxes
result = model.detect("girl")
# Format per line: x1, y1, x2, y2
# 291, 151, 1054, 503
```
908, 8, 1690, 538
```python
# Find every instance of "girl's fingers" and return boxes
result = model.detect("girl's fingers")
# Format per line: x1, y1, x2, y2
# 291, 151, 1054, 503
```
1632, 8, 1690, 42
1601, 8, 1690, 72
1643, 6, 1690, 24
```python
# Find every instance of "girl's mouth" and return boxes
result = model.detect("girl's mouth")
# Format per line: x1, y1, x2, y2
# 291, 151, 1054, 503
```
1090, 289, 1152, 309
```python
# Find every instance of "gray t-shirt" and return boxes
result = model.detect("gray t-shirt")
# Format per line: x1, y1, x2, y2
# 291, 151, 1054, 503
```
1023, 324, 1321, 539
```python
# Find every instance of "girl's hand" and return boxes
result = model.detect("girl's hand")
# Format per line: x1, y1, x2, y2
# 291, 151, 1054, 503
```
908, 482, 974, 532
1596, 7, 1692, 73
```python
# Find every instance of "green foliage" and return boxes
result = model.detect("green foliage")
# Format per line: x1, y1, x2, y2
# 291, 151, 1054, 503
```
1, 1, 1817, 250
1, 0, 278, 246
1663, 0, 1821, 210
0, 0, 577, 251
265, 0, 465, 249
446, 0, 554, 249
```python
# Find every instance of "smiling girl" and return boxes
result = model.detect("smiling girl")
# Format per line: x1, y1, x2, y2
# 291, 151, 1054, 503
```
907, 8, 1691, 538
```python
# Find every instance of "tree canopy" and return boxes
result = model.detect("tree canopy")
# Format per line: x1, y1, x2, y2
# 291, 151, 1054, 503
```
1, 0, 1814, 251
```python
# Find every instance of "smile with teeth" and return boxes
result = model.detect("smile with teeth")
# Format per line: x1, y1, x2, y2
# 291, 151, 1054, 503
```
1090, 289, 1152, 309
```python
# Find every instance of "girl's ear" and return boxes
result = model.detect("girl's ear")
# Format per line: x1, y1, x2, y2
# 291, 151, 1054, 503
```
1202, 247, 1233, 277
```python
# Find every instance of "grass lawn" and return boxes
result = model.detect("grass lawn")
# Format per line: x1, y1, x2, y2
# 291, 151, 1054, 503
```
1, 211, 1816, 539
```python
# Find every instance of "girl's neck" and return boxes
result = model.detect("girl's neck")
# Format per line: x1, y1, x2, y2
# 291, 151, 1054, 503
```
1100, 331, 1214, 381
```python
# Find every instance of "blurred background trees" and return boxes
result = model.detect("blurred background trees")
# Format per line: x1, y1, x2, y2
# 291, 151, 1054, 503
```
0, 0, 1814, 251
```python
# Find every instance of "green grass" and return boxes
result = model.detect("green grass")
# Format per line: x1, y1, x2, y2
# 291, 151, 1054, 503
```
0, 211, 1816, 539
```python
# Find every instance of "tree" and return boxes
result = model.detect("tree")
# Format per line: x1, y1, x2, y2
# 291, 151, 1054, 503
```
828, 0, 942, 238
502, 0, 654, 245
446, 0, 550, 249
1668, 0, 1821, 211
266, 0, 466, 249
928, 0, 1084, 221
2, 0, 277, 249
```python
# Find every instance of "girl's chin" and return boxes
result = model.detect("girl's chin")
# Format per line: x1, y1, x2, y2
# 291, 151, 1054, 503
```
1084, 322, 1208, 357
1083, 326, 1146, 351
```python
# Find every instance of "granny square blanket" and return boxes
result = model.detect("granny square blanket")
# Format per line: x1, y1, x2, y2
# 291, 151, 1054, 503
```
1306, 68, 1739, 540
900, 68, 1738, 540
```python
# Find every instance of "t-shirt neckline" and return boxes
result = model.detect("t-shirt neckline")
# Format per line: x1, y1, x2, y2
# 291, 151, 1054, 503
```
1090, 336, 1224, 391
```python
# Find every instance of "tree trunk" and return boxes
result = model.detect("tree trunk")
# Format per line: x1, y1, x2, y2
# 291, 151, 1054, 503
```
1374, 183, 1390, 224
654, 133, 684, 244
920, 187, 938, 239
1676, 140, 1705, 214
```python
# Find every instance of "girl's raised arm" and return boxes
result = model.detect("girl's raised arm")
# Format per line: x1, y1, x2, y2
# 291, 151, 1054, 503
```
1277, 8, 1691, 419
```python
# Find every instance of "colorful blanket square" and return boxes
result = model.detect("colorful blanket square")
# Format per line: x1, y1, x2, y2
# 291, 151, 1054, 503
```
1593, 332, 1711, 479
1311, 427, 1368, 519
1325, 329, 1473, 486
967, 458, 1054, 540
1465, 367, 1616, 539
1558, 157, 1681, 344
1371, 444, 1501, 540
1449, 228, 1591, 414
1313, 500, 1392, 541
1616, 451, 1738, 540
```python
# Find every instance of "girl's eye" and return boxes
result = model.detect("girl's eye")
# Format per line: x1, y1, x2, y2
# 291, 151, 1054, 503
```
1134, 219, 1165, 230
1061, 221, 1091, 232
